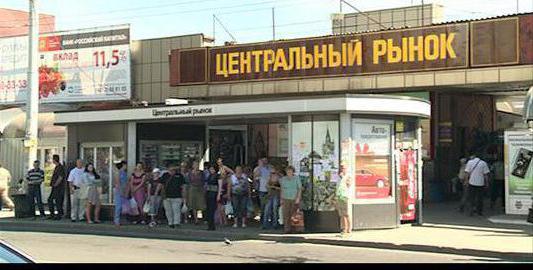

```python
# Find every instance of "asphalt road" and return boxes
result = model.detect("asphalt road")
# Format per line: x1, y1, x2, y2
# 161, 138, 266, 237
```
0, 231, 508, 263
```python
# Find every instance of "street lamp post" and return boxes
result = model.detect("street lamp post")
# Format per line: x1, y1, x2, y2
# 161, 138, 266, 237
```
25, 0, 39, 172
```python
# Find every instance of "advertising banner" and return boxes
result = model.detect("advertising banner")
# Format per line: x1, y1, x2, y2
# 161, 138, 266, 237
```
398, 149, 417, 221
504, 131, 533, 215
0, 25, 131, 104
352, 121, 393, 200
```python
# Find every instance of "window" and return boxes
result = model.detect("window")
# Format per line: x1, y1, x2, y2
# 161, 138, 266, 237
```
291, 115, 339, 211
80, 143, 124, 204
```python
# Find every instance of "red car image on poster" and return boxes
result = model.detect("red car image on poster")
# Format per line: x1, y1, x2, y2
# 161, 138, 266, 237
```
399, 149, 417, 221
355, 169, 390, 199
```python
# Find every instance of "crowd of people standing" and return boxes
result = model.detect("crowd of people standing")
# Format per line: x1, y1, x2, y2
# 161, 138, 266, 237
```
12, 154, 309, 234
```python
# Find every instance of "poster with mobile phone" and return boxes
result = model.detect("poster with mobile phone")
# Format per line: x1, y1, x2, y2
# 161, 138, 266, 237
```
504, 131, 533, 215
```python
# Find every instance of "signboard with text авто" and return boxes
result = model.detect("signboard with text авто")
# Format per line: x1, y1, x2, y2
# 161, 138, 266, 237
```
0, 25, 131, 105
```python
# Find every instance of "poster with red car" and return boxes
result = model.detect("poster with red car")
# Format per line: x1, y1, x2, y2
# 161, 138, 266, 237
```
0, 25, 130, 104
352, 121, 393, 200
398, 149, 417, 221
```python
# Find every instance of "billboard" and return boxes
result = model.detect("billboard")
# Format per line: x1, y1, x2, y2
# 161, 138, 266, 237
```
0, 25, 131, 104
504, 130, 533, 215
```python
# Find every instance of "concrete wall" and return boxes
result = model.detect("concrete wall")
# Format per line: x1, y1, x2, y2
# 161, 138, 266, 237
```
171, 65, 533, 99
131, 34, 204, 104
332, 4, 443, 34
66, 123, 127, 163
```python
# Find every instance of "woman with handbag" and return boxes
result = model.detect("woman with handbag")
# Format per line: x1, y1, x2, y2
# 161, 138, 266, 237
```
229, 166, 250, 228
187, 161, 206, 225
82, 163, 102, 224
129, 162, 147, 224
216, 158, 233, 226
280, 166, 303, 234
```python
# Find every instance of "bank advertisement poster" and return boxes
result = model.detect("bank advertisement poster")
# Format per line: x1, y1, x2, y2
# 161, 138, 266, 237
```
0, 25, 131, 104
504, 131, 533, 215
352, 121, 392, 200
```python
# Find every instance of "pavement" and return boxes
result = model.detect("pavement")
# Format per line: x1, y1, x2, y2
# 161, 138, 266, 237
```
1, 231, 511, 263
1, 201, 532, 262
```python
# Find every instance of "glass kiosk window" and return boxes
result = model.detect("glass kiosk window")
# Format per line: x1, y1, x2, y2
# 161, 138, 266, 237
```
352, 119, 394, 202
291, 115, 339, 211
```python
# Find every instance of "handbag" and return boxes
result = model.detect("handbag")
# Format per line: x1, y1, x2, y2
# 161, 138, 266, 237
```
129, 198, 139, 216
290, 208, 305, 232
224, 202, 234, 216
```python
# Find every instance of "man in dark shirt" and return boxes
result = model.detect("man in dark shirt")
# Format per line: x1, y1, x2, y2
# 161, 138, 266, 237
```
27, 160, 46, 219
162, 167, 187, 228
47, 155, 66, 220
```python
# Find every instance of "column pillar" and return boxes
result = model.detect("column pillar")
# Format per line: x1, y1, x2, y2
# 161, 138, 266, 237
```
127, 122, 136, 174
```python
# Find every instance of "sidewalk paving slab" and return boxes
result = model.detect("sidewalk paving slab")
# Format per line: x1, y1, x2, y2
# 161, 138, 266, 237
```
1, 210, 532, 262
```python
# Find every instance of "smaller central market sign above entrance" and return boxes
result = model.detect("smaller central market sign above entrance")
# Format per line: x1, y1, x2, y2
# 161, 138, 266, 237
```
170, 23, 468, 85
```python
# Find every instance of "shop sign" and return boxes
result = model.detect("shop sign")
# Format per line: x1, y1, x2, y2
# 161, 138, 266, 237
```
0, 25, 131, 104
504, 130, 533, 215
151, 107, 213, 118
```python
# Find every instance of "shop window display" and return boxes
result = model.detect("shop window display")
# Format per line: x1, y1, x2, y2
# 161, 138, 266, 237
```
291, 116, 339, 211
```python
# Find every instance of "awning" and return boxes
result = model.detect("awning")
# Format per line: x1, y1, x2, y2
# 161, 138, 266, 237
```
54, 94, 431, 125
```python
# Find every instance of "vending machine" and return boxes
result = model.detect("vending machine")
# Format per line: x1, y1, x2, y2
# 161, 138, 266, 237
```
398, 148, 418, 222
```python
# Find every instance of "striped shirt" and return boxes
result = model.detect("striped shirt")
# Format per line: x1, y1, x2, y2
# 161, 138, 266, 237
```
27, 168, 44, 185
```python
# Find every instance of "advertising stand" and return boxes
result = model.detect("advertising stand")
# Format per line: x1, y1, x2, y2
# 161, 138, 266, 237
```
504, 130, 533, 215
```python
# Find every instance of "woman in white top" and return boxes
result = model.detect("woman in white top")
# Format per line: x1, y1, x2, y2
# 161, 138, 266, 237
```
82, 163, 102, 224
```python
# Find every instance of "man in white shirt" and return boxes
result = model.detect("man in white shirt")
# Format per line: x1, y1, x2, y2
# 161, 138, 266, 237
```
67, 159, 86, 222
253, 157, 272, 228
464, 152, 490, 216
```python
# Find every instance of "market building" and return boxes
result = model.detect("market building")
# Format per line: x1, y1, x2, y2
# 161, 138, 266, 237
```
52, 11, 533, 230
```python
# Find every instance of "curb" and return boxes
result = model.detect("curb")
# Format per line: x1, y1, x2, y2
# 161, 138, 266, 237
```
1, 220, 532, 262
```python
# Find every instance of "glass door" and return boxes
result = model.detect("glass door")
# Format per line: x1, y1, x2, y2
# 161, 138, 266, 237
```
80, 143, 124, 204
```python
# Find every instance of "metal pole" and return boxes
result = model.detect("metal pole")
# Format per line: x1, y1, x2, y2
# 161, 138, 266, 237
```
25, 0, 39, 172
516, 0, 519, 13
272, 7, 275, 41
421, 0, 424, 26
212, 14, 216, 45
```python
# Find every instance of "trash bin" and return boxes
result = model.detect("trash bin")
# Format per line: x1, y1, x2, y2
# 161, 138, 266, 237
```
12, 194, 34, 218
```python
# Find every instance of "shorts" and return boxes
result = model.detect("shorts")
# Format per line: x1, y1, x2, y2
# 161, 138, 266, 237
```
337, 200, 350, 217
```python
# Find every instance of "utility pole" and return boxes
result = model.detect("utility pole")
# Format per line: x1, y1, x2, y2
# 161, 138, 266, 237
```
25, 0, 39, 172
272, 7, 275, 41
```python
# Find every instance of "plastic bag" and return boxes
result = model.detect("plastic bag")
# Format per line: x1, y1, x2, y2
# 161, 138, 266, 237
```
181, 203, 188, 214
121, 197, 130, 215
278, 206, 283, 225
143, 200, 151, 214
129, 198, 139, 216
224, 202, 234, 216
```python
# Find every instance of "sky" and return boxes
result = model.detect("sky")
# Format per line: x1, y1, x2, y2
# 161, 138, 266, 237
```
1, 0, 533, 44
